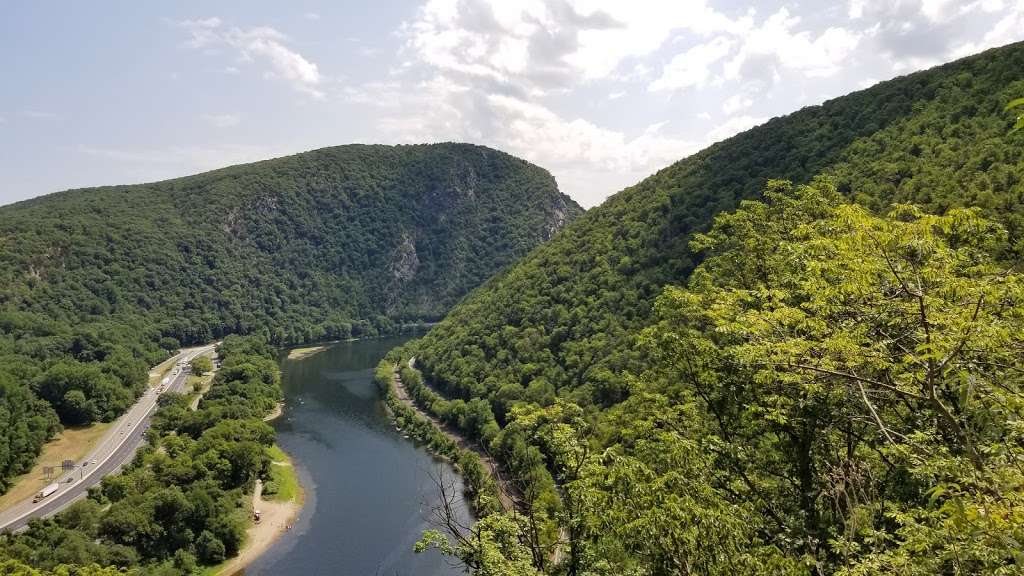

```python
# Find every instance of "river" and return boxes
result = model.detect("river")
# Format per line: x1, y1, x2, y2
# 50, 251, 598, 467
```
242, 336, 470, 576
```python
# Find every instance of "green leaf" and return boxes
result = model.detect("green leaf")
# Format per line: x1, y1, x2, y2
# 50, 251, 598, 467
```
1005, 97, 1024, 112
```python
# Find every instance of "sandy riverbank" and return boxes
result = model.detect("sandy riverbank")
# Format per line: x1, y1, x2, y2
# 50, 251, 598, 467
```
215, 477, 302, 576
286, 346, 327, 360
214, 447, 303, 576
263, 403, 283, 422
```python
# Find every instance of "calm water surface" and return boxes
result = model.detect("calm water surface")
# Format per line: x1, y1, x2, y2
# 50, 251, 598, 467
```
243, 336, 468, 576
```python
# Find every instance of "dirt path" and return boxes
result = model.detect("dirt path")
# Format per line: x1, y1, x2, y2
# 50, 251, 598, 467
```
391, 358, 517, 512
216, 477, 300, 576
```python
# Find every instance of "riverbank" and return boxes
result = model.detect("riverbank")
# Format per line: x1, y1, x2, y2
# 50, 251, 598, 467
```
213, 446, 303, 576
263, 402, 284, 422
388, 358, 516, 512
286, 346, 328, 360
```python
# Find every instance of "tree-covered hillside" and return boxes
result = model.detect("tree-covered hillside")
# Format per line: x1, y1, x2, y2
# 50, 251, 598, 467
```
1, 143, 580, 342
0, 143, 580, 491
414, 42, 1024, 409
403, 43, 1024, 574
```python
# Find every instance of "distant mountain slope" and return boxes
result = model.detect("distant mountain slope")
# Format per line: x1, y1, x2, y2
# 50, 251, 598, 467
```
413, 42, 1024, 409
0, 142, 581, 490
0, 143, 580, 341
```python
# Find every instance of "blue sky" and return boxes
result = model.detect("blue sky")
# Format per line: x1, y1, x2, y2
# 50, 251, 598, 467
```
2, 1, 1022, 208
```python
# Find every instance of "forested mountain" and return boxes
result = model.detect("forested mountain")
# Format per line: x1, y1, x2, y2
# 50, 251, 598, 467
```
0, 143, 580, 491
414, 43, 1024, 409
402, 43, 1024, 573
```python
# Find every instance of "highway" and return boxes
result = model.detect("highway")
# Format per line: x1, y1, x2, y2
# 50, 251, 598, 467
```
0, 344, 216, 533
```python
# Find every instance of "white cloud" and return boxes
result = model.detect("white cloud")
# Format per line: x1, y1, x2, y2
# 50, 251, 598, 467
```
202, 113, 241, 128
179, 17, 324, 98
401, 0, 747, 92
561, 0, 749, 80
79, 144, 288, 179
486, 94, 697, 174
722, 94, 754, 114
723, 8, 861, 81
304, 12, 321, 21
649, 37, 732, 92
345, 75, 697, 206
951, 1, 1024, 57
849, 0, 868, 18
647, 7, 861, 96
920, 0, 960, 21
356, 0, 1021, 208
858, 76, 880, 89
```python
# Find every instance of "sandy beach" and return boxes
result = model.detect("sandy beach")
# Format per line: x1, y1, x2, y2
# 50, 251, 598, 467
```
216, 467, 302, 576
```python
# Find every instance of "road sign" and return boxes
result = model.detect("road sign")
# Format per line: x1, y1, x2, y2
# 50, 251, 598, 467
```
61, 460, 75, 471
43, 466, 54, 480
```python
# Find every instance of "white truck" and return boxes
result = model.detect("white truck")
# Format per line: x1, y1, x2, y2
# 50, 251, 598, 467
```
34, 482, 58, 503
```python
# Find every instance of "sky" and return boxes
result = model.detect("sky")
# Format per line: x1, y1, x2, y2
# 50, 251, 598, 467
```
2, 1, 1023, 208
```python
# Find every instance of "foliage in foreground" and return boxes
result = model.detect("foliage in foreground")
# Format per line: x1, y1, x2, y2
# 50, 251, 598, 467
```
415, 182, 1024, 575
0, 336, 282, 575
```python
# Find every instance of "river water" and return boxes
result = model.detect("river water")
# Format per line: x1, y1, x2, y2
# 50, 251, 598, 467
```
243, 336, 469, 576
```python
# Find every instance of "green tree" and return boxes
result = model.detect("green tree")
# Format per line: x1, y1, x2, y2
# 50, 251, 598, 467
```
195, 530, 226, 564
189, 356, 213, 376
60, 390, 96, 427
1006, 97, 1024, 133
653, 180, 1024, 573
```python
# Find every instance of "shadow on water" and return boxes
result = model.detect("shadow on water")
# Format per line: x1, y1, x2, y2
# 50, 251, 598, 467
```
239, 336, 470, 576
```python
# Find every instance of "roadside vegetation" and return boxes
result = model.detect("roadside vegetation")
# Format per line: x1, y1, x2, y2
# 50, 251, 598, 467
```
0, 335, 283, 575
0, 422, 112, 512
189, 356, 213, 377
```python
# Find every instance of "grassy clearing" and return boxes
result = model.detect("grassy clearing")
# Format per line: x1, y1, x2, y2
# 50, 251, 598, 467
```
0, 351, 183, 510
0, 422, 112, 510
264, 445, 302, 504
